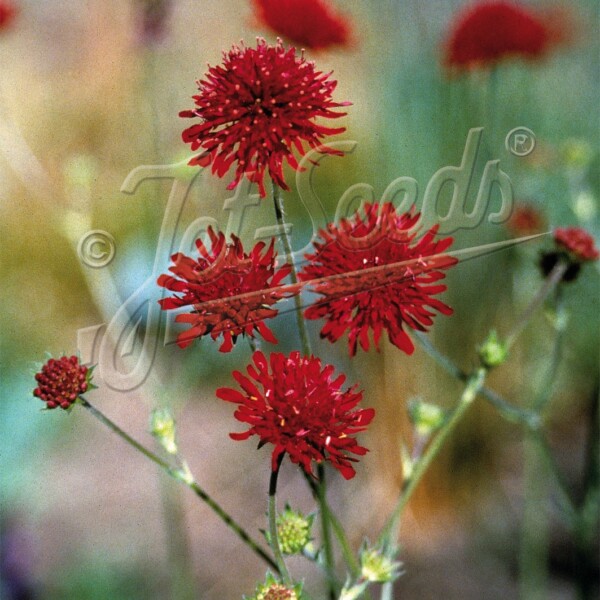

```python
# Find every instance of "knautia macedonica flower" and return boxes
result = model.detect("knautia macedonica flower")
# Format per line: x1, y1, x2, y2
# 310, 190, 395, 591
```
554, 227, 599, 262
33, 356, 91, 410
444, 1, 565, 71
217, 351, 374, 480
0, 1, 16, 30
251, 0, 353, 51
158, 229, 294, 352
180, 38, 349, 197
299, 203, 457, 356
245, 574, 303, 600
506, 203, 546, 237
540, 226, 599, 282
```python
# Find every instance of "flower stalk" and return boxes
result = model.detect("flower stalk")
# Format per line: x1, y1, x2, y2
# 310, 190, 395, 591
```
272, 180, 336, 599
268, 453, 292, 585
504, 260, 568, 350
78, 397, 279, 573
272, 181, 312, 357
378, 367, 487, 550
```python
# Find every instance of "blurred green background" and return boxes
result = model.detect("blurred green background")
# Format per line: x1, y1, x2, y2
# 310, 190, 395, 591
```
1, 0, 598, 598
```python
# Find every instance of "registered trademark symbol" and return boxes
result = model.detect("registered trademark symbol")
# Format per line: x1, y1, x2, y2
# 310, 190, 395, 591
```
505, 127, 536, 157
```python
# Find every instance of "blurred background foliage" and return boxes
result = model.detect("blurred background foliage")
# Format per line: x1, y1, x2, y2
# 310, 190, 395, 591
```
0, 0, 598, 598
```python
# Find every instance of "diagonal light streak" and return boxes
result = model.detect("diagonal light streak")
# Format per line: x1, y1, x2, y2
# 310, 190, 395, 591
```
161, 232, 550, 346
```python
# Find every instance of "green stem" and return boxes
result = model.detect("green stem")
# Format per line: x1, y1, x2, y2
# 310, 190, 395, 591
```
413, 331, 538, 429
505, 261, 568, 350
301, 471, 355, 585
272, 180, 336, 598
269, 454, 292, 584
378, 368, 486, 549
520, 432, 550, 600
271, 180, 312, 357
317, 463, 337, 599
534, 290, 566, 412
532, 431, 578, 523
329, 510, 360, 578
414, 333, 577, 524
519, 278, 573, 598
79, 397, 278, 573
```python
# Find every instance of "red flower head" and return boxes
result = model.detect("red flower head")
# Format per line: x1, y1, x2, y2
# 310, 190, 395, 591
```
180, 38, 349, 197
539, 226, 598, 282
506, 203, 546, 237
444, 1, 566, 70
158, 229, 294, 352
299, 203, 458, 356
33, 356, 91, 410
251, 0, 353, 51
0, 1, 17, 30
554, 227, 599, 262
217, 351, 374, 479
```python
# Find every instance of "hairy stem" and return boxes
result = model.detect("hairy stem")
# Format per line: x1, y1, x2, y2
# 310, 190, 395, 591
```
79, 397, 278, 572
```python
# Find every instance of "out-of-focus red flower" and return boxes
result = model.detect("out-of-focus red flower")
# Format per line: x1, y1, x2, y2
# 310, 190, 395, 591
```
135, 0, 172, 45
251, 0, 353, 51
506, 203, 546, 237
217, 350, 374, 479
180, 38, 349, 197
33, 356, 90, 410
0, 1, 17, 30
299, 203, 457, 356
444, 1, 567, 70
540, 226, 598, 282
554, 226, 599, 262
158, 229, 294, 352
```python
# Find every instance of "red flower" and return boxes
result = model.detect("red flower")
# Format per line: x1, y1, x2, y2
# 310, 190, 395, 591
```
217, 351, 374, 479
444, 1, 564, 70
135, 0, 172, 45
0, 1, 16, 30
506, 203, 546, 237
180, 38, 349, 197
33, 356, 90, 410
554, 227, 599, 262
299, 203, 457, 356
251, 0, 353, 51
158, 229, 294, 352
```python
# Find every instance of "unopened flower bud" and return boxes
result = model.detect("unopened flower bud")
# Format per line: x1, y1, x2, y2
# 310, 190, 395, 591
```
150, 408, 178, 455
408, 399, 446, 437
478, 330, 508, 368
276, 506, 313, 555
359, 545, 402, 584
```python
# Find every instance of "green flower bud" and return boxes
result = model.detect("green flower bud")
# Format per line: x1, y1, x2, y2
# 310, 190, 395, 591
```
478, 330, 508, 368
276, 506, 313, 555
359, 544, 402, 584
150, 408, 178, 455
408, 399, 446, 437
339, 581, 369, 600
